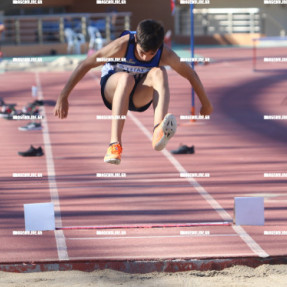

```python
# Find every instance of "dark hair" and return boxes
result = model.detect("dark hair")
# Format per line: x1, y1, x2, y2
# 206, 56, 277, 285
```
136, 19, 164, 52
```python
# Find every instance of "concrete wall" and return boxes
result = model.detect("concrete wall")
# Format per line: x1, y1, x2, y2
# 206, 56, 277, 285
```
67, 0, 174, 33
1, 0, 286, 36
0, 0, 174, 34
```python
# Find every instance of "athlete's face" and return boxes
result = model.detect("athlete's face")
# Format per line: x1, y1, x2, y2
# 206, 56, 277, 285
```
135, 43, 158, 62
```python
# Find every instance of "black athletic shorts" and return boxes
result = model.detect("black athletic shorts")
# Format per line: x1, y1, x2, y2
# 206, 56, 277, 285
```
100, 71, 153, 112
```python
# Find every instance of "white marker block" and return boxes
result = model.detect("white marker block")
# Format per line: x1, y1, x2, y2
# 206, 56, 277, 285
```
31, 86, 38, 98
234, 197, 264, 226
24, 202, 55, 231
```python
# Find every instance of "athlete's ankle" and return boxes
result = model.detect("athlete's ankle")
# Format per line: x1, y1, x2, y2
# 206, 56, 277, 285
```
109, 141, 120, 146
153, 123, 160, 132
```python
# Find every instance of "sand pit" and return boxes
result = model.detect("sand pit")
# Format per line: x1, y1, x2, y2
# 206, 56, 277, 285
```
1, 264, 287, 287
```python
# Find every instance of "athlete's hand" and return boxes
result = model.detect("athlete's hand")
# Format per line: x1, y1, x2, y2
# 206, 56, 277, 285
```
200, 103, 213, 116
54, 97, 69, 119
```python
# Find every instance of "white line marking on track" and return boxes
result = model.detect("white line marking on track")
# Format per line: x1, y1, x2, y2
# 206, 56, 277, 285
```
55, 177, 204, 184
67, 234, 238, 240
35, 72, 69, 261
90, 71, 269, 258
128, 112, 269, 258
232, 226, 269, 258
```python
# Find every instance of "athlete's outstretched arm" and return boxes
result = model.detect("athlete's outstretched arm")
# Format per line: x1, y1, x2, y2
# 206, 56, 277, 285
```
160, 46, 213, 116
54, 35, 129, 119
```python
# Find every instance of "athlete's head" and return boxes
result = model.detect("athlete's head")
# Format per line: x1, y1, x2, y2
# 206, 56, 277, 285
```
135, 19, 164, 61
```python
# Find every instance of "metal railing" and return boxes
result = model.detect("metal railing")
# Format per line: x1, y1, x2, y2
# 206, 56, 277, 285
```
2, 12, 131, 45
175, 8, 261, 36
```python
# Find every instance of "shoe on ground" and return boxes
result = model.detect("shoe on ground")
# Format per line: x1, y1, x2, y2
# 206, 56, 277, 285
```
171, 145, 195, 154
32, 100, 44, 106
22, 100, 44, 112
19, 108, 41, 117
0, 98, 5, 106
104, 143, 122, 165
22, 97, 44, 114
0, 104, 17, 118
22, 103, 39, 114
152, 113, 177, 151
18, 145, 44, 157
18, 122, 42, 131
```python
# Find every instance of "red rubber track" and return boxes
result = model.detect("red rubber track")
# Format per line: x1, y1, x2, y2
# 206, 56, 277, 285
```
0, 47, 287, 272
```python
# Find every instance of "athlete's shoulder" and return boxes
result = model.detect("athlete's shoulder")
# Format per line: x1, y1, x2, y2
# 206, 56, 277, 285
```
106, 33, 130, 53
86, 33, 130, 64
160, 45, 178, 66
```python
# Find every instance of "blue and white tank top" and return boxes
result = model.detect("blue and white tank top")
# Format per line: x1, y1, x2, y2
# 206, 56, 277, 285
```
101, 30, 163, 81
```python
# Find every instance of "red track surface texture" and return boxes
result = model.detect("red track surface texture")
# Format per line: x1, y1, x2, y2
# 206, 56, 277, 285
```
0, 47, 287, 273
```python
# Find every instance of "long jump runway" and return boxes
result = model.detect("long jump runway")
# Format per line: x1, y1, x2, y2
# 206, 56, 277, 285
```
1, 47, 287, 272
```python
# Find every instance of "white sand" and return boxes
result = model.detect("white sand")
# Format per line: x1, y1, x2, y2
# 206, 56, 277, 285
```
1, 265, 287, 287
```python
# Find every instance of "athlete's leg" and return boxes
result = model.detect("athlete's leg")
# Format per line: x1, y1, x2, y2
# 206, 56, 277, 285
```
132, 66, 170, 126
132, 67, 176, 151
104, 72, 135, 145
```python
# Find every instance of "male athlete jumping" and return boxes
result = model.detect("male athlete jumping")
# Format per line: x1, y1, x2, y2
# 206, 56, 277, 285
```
54, 19, 213, 164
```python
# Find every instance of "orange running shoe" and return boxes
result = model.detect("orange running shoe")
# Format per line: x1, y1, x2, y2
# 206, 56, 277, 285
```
152, 113, 177, 151
104, 142, 122, 165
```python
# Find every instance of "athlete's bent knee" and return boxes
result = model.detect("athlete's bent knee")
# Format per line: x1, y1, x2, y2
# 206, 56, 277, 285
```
118, 72, 135, 91
151, 66, 167, 76
149, 67, 168, 82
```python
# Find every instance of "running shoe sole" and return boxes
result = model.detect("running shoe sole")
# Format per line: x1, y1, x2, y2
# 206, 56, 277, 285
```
153, 113, 177, 151
104, 158, 121, 165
